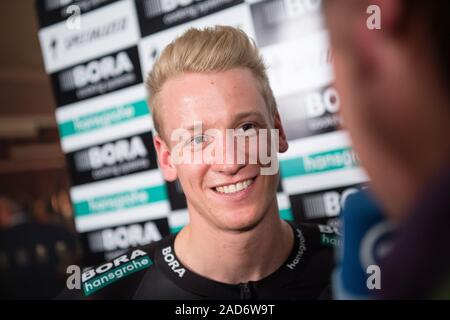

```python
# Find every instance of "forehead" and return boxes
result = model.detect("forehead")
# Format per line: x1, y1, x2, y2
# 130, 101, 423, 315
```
159, 68, 270, 129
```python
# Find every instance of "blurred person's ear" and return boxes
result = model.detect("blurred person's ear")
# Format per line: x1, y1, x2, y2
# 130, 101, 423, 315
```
154, 135, 178, 182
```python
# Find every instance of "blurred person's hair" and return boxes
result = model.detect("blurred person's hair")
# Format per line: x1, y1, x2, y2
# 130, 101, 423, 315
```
146, 26, 276, 140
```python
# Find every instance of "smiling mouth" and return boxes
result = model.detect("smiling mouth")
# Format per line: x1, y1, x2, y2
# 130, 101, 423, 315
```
213, 178, 256, 194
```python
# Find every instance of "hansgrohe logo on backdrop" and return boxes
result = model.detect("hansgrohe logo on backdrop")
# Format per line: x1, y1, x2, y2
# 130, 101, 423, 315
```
58, 100, 150, 138
73, 185, 168, 217
280, 147, 359, 178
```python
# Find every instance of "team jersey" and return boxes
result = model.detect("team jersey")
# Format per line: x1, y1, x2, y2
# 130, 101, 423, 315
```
58, 222, 339, 300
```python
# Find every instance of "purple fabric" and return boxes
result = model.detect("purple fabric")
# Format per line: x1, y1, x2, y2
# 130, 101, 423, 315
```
377, 164, 450, 299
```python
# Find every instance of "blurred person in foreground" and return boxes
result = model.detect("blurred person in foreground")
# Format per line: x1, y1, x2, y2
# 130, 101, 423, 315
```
322, 0, 450, 298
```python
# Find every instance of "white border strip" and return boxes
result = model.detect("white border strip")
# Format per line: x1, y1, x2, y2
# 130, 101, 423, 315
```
282, 167, 369, 195
75, 201, 170, 232
55, 84, 147, 121
70, 170, 164, 201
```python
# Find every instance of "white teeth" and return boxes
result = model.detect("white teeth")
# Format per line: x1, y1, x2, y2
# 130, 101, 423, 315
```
215, 179, 254, 194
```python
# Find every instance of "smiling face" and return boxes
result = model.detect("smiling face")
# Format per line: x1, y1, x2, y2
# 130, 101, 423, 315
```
154, 68, 288, 232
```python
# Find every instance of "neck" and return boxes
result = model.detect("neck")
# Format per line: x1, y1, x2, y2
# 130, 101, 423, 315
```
174, 200, 294, 284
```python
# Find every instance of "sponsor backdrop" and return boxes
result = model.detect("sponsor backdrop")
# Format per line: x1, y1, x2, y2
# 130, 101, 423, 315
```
36, 0, 368, 265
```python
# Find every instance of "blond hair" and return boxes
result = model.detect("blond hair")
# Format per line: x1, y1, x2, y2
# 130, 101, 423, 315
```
146, 25, 277, 139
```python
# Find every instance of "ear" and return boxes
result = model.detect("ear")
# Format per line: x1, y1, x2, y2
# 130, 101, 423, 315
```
274, 111, 289, 153
153, 135, 178, 182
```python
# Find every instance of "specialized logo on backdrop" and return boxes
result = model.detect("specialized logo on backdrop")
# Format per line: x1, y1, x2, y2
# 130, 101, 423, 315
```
278, 84, 341, 140
135, 0, 243, 36
289, 184, 365, 223
48, 14, 127, 58
36, 0, 117, 28
38, 0, 140, 74
66, 131, 157, 186
51, 46, 142, 106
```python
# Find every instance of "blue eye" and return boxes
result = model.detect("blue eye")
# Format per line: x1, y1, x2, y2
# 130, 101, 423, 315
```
191, 135, 207, 145
235, 123, 257, 136
241, 123, 256, 131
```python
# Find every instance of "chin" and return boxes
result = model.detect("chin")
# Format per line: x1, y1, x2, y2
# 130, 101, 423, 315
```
218, 209, 265, 232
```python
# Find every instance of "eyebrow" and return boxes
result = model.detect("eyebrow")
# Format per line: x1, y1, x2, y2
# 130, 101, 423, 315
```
233, 111, 266, 123
183, 122, 205, 132
182, 111, 267, 132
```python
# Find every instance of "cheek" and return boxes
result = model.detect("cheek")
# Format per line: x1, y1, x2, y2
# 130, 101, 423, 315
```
333, 61, 388, 171
263, 174, 279, 195
175, 164, 208, 193
333, 52, 365, 131
332, 55, 377, 166
333, 53, 352, 106
245, 136, 277, 168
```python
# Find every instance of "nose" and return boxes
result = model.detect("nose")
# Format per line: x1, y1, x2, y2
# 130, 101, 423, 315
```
211, 162, 245, 175
209, 131, 246, 175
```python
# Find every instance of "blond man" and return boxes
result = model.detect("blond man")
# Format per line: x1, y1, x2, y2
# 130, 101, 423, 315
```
61, 26, 336, 300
